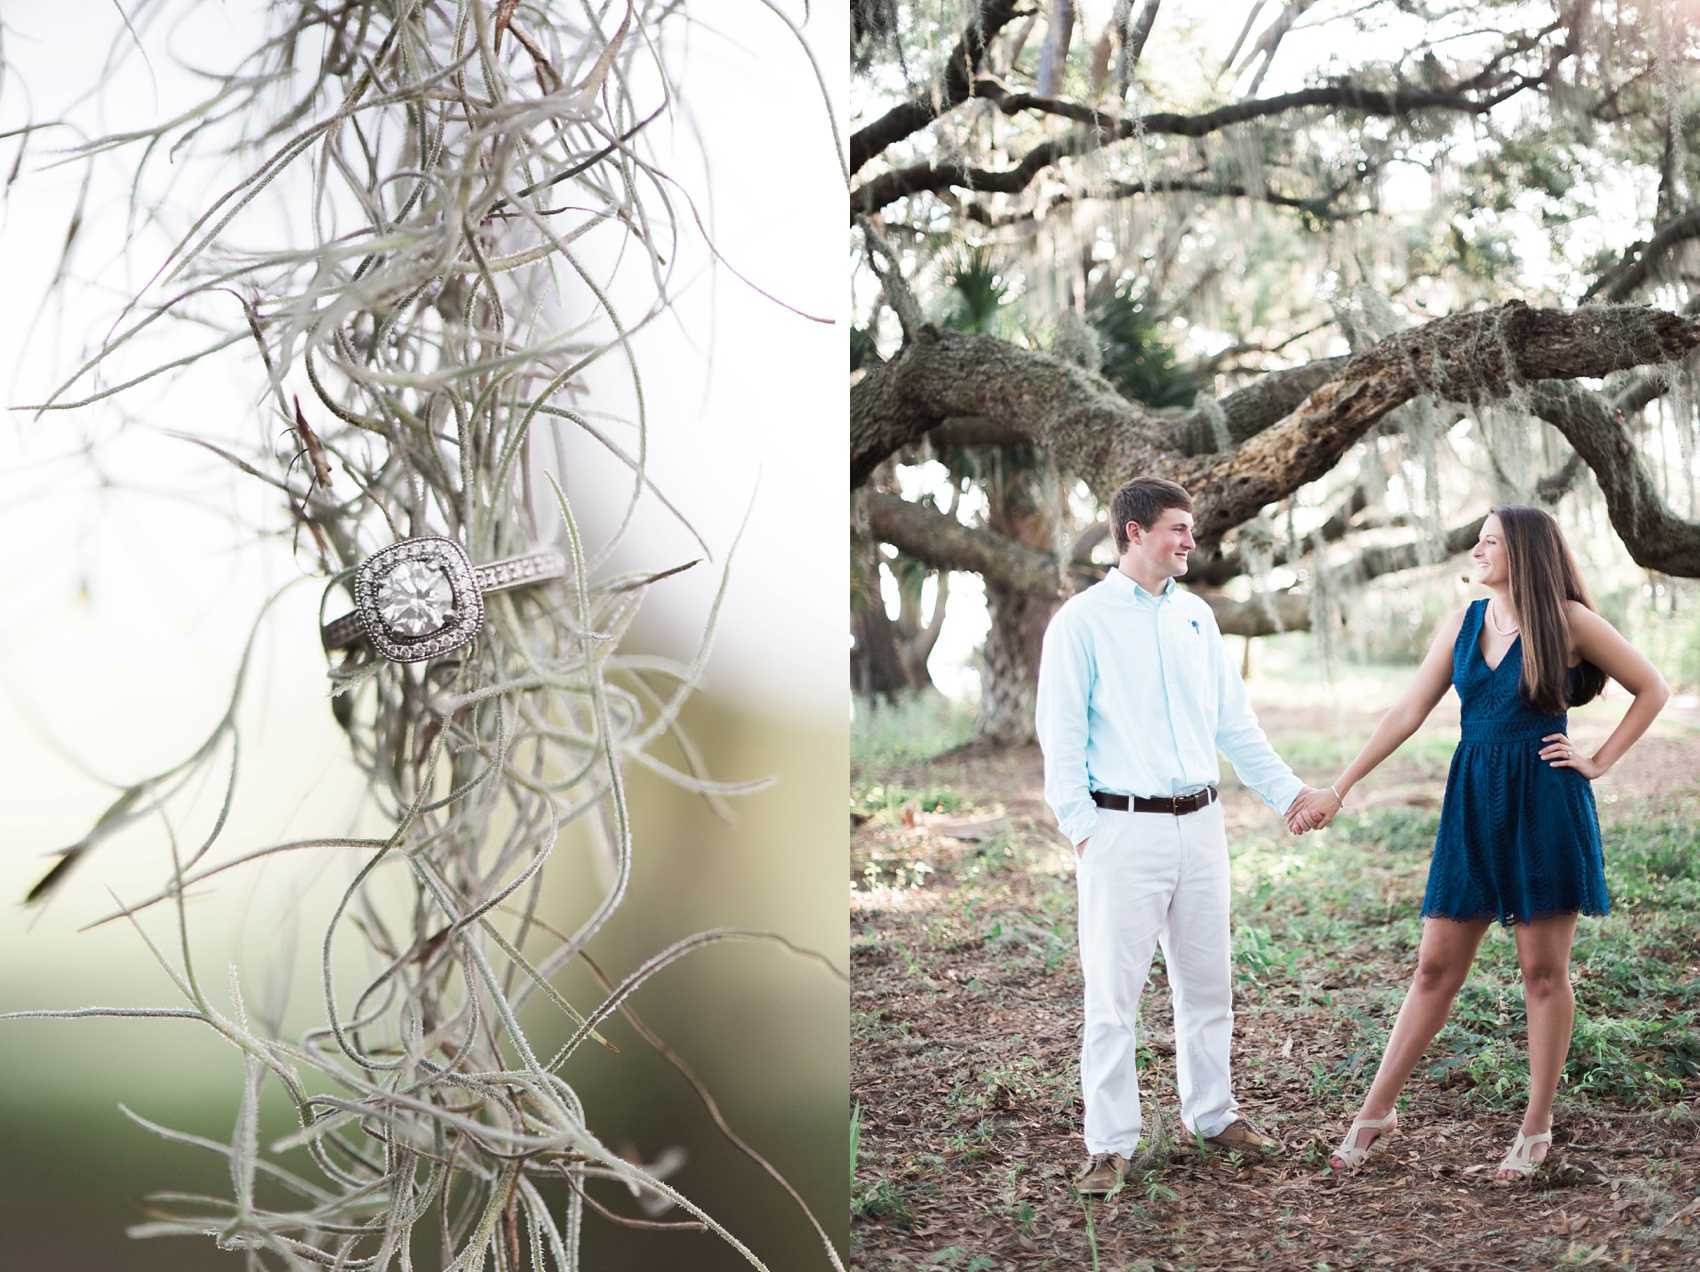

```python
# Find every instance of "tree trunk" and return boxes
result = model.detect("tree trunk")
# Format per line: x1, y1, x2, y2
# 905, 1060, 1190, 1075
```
894, 564, 948, 692
851, 537, 910, 702
976, 583, 1057, 745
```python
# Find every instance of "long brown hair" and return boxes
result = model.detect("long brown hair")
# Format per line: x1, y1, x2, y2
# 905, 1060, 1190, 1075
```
1493, 505, 1606, 714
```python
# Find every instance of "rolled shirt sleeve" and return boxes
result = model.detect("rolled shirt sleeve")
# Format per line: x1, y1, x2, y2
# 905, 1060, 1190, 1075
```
1036, 606, 1100, 846
1208, 609, 1304, 815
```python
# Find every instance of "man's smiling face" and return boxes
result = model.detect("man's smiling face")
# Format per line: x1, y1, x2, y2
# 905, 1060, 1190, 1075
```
1124, 507, 1196, 583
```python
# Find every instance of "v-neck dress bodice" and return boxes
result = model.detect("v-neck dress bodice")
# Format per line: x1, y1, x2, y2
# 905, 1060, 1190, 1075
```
1422, 599, 1608, 925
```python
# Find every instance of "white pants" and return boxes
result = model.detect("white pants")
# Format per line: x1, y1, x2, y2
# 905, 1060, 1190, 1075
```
1076, 802, 1238, 1155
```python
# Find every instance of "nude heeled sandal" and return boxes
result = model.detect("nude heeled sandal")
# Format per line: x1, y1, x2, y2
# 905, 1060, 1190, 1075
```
1329, 1110, 1397, 1172
1494, 1129, 1552, 1181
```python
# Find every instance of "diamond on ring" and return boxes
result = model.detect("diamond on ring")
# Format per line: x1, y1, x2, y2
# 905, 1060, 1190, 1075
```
377, 560, 455, 636
322, 536, 568, 664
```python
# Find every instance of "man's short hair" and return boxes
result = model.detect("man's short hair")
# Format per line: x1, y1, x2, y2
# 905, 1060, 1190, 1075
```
1109, 477, 1193, 553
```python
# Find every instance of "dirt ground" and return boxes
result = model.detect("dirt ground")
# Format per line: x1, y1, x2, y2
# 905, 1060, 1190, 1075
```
851, 685, 1700, 1271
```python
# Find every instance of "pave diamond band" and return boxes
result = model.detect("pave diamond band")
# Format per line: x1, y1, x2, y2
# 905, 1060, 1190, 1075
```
322, 537, 567, 663
472, 548, 566, 594
319, 610, 372, 653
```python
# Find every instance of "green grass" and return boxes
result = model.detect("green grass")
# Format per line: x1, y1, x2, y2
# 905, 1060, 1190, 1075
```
1263, 728, 1457, 776
1236, 805, 1700, 1114
852, 780, 970, 822
1625, 591, 1700, 691
850, 1175, 915, 1225
1338, 806, 1444, 856
851, 690, 976, 773
854, 738, 1700, 1263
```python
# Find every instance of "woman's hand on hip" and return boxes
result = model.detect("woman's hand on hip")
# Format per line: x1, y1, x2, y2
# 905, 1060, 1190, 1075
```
1540, 732, 1605, 779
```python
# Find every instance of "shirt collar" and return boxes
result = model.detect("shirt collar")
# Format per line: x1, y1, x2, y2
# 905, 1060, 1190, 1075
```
1106, 568, 1176, 603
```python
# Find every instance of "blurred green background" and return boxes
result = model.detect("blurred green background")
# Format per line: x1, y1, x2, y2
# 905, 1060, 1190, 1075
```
0, 691, 846, 1270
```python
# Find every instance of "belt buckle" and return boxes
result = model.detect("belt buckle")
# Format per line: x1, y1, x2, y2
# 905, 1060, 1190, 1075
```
1168, 794, 1183, 815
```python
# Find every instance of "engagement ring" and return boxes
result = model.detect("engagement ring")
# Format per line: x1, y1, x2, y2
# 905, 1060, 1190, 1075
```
321, 536, 567, 663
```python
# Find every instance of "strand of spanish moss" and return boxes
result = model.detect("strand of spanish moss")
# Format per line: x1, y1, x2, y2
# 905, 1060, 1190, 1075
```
15, 3, 842, 1268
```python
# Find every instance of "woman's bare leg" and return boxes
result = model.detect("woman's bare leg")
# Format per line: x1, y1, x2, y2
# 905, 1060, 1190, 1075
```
1497, 913, 1578, 1177
1338, 917, 1490, 1155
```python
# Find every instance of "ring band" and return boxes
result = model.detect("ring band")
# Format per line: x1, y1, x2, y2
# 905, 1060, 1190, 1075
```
322, 536, 567, 663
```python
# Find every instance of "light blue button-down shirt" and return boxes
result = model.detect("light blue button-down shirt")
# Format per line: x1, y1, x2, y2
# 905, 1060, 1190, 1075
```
1035, 569, 1305, 845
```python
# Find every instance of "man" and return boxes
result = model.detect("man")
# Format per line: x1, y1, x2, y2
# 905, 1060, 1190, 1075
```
1036, 476, 1318, 1196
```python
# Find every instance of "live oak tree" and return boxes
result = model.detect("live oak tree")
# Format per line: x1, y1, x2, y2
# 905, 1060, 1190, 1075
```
850, 0, 1700, 744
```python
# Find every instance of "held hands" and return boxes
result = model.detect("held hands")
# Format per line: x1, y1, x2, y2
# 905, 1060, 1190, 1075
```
1540, 733, 1604, 779
1285, 784, 1344, 834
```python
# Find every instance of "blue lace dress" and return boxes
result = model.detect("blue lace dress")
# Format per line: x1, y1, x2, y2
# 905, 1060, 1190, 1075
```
1422, 599, 1609, 926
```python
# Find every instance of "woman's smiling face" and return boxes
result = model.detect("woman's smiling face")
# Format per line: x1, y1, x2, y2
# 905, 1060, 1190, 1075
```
1472, 514, 1508, 588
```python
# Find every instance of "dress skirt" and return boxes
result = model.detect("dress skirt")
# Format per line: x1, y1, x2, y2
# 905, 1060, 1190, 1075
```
1421, 599, 1609, 926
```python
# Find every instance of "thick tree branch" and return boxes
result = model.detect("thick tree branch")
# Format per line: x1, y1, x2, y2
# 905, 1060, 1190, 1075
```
857, 216, 927, 341
1169, 357, 1349, 454
871, 483, 1572, 639
983, 76, 1535, 136
866, 490, 1061, 596
850, 0, 1024, 176
1202, 589, 1312, 637
1581, 206, 1700, 302
1173, 302, 1700, 542
925, 359, 1351, 459
1616, 372, 1669, 418
859, 340, 1348, 487
1190, 483, 1372, 585
851, 77, 1537, 218
1524, 381, 1700, 575
958, 175, 1363, 228
853, 326, 1145, 489
930, 415, 1031, 447
1072, 522, 1111, 564
1534, 449, 1587, 503
854, 303, 1700, 559
1345, 517, 1488, 582
869, 488, 1314, 635
1095, 175, 1357, 218
1115, 0, 1162, 98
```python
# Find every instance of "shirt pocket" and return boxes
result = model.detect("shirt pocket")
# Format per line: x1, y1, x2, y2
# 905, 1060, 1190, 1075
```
1168, 617, 1210, 678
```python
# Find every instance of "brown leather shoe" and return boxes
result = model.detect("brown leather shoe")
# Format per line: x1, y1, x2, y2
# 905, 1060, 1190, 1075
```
1202, 1118, 1284, 1156
1074, 1153, 1130, 1195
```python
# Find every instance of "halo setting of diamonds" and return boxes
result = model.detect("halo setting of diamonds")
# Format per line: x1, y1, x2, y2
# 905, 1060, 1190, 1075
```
377, 560, 455, 636
322, 536, 567, 664
349, 537, 483, 663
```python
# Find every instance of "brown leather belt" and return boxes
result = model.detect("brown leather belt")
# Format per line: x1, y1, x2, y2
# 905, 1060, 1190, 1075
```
1092, 786, 1218, 816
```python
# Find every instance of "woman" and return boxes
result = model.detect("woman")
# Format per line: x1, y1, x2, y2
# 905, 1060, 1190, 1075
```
1287, 506, 1669, 1179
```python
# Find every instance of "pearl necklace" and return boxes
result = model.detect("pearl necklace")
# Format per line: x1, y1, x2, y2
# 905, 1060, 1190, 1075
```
1489, 599, 1519, 635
